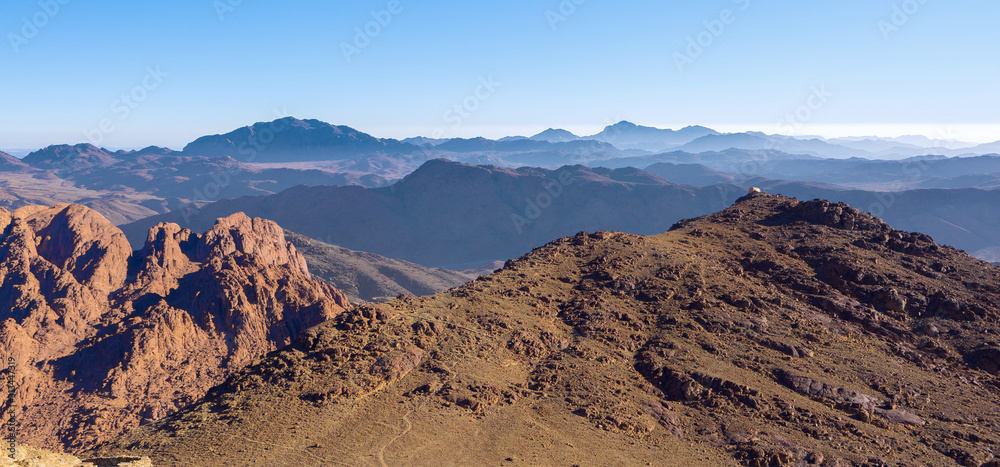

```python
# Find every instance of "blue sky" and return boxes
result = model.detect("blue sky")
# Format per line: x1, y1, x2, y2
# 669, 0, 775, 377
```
1, 0, 998, 150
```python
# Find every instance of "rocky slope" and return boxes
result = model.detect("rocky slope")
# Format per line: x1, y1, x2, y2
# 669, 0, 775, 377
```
0, 204, 349, 451
0, 150, 31, 172
283, 230, 473, 303
94, 193, 1000, 465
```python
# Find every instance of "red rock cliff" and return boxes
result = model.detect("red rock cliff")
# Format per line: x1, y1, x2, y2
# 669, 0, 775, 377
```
0, 204, 349, 451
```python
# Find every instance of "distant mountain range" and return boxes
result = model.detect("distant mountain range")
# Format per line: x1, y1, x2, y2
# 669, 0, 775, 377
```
435, 121, 720, 153
831, 134, 978, 150
5, 118, 1000, 262
120, 160, 738, 267
596, 151, 1000, 190
578, 121, 719, 152
179, 118, 1000, 160
674, 132, 875, 158
493, 123, 999, 159
120, 159, 1000, 268
9, 118, 1000, 171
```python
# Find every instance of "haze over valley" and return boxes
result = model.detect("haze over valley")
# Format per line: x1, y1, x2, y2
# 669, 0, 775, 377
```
5, 117, 1000, 267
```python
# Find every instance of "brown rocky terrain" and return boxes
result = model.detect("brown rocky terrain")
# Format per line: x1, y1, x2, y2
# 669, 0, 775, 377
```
0, 204, 349, 452
91, 192, 1000, 465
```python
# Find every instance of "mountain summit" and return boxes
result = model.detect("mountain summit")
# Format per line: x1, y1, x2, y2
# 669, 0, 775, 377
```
530, 128, 581, 143
95, 193, 1000, 465
181, 117, 418, 162
21, 144, 118, 170
587, 121, 719, 151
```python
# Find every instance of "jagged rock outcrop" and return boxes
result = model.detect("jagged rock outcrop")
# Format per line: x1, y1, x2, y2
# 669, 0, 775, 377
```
93, 193, 1000, 466
0, 204, 349, 451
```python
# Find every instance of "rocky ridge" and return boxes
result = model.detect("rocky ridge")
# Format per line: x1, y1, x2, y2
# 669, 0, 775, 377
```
0, 204, 349, 451
94, 193, 1000, 465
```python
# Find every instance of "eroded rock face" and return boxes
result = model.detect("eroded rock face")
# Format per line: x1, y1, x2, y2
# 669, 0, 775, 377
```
0, 204, 349, 451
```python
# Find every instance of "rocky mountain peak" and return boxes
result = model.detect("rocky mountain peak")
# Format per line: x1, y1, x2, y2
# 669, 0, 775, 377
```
95, 195, 1000, 466
197, 211, 309, 274
21, 204, 132, 295
704, 191, 891, 232
0, 204, 350, 451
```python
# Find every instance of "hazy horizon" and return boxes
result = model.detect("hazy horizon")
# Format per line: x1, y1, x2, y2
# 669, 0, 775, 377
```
2, 1, 997, 150
3, 119, 998, 156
